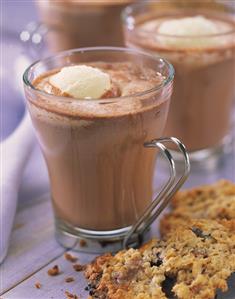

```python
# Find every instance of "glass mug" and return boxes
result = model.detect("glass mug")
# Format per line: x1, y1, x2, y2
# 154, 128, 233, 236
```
123, 1, 235, 162
35, 0, 136, 52
23, 47, 190, 253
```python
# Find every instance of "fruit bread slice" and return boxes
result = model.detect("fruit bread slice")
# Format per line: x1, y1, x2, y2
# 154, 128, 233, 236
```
84, 219, 235, 299
160, 180, 235, 235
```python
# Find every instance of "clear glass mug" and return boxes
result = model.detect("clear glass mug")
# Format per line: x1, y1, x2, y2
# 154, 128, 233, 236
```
34, 0, 136, 52
23, 47, 190, 253
123, 1, 235, 162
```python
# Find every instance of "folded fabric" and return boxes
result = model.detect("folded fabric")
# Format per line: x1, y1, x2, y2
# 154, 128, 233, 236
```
0, 111, 35, 264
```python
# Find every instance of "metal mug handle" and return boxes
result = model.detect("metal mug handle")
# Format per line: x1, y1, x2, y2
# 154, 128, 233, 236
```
123, 137, 190, 248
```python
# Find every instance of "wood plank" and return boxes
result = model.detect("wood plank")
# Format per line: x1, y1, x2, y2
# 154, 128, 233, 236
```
0, 195, 65, 294
2, 250, 95, 299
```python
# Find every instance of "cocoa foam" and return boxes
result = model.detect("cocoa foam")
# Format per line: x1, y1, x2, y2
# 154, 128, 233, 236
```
29, 62, 168, 122
128, 15, 235, 68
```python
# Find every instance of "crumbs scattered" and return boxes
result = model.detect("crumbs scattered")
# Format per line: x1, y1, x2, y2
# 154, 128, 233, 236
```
65, 290, 78, 298
64, 253, 78, 263
47, 265, 60, 276
65, 277, 75, 283
73, 264, 85, 272
35, 282, 41, 289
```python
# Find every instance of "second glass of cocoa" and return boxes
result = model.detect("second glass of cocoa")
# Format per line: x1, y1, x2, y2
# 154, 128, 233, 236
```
123, 1, 235, 162
36, 0, 135, 51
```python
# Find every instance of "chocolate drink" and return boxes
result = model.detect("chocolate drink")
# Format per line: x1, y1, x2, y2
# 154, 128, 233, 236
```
37, 0, 134, 51
124, 5, 235, 153
26, 61, 172, 231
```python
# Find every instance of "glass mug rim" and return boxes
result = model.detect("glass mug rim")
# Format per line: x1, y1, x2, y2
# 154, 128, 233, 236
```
23, 46, 174, 103
122, 0, 235, 39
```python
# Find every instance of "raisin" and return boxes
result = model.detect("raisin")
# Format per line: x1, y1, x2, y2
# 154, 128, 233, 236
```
150, 252, 163, 267
191, 227, 211, 239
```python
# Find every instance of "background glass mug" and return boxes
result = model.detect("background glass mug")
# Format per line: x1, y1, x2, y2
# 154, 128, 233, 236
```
35, 0, 136, 52
23, 47, 189, 253
123, 1, 235, 162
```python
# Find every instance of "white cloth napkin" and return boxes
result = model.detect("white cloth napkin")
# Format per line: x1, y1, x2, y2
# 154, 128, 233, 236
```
0, 111, 35, 264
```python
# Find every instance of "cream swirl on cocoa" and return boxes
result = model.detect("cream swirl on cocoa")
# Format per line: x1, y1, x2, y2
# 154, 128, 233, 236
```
140, 15, 235, 49
31, 62, 167, 119
129, 14, 235, 68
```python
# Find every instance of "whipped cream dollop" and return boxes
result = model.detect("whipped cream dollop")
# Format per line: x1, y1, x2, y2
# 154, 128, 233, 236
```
158, 15, 221, 36
49, 65, 111, 99
156, 15, 231, 48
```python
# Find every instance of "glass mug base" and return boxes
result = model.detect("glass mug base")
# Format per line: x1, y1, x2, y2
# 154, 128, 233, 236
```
170, 134, 233, 165
55, 217, 149, 254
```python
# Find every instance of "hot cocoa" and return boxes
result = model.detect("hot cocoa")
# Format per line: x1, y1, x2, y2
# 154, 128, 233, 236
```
37, 0, 134, 51
124, 2, 235, 156
26, 58, 172, 231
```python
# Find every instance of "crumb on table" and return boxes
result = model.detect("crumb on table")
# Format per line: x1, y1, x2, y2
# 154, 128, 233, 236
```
79, 239, 87, 247
35, 282, 41, 289
73, 264, 85, 272
65, 277, 75, 283
47, 265, 60, 276
64, 253, 78, 263
65, 290, 78, 298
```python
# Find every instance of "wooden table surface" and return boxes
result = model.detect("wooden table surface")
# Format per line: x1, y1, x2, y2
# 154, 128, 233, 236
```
1, 138, 235, 299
